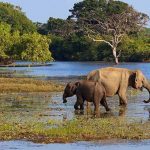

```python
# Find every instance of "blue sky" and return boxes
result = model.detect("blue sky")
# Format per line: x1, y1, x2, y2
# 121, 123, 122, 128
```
0, 0, 150, 26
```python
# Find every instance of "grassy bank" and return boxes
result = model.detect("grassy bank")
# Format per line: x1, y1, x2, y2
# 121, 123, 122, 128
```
0, 77, 150, 143
0, 117, 150, 143
0, 78, 64, 92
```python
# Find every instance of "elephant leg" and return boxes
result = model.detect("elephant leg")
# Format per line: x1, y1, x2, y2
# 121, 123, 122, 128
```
86, 101, 91, 109
119, 107, 127, 117
93, 98, 100, 116
100, 97, 110, 111
118, 89, 127, 106
119, 97, 126, 105
80, 101, 84, 110
75, 95, 84, 110
119, 96, 127, 106
80, 104, 84, 110
74, 101, 80, 110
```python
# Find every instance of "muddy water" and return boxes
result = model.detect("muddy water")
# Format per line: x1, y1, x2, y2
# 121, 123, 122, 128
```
1, 140, 150, 150
0, 90, 150, 124
51, 90, 150, 122
1, 62, 150, 122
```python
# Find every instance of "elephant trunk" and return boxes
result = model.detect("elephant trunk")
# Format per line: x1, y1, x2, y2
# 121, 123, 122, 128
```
143, 78, 150, 103
63, 93, 67, 103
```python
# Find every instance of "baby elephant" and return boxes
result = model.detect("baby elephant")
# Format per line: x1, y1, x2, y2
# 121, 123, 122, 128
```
63, 80, 110, 114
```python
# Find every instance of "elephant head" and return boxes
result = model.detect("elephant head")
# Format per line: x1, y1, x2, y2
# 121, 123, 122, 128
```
63, 82, 80, 103
131, 70, 150, 103
134, 70, 145, 90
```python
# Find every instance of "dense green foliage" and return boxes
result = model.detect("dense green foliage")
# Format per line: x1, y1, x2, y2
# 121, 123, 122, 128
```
50, 34, 109, 61
0, 1, 150, 63
38, 0, 150, 62
49, 27, 150, 62
69, 0, 128, 20
0, 22, 12, 58
0, 2, 36, 33
37, 17, 74, 37
0, 21, 52, 62
120, 30, 150, 62
68, 0, 149, 63
12, 33, 52, 62
0, 2, 53, 63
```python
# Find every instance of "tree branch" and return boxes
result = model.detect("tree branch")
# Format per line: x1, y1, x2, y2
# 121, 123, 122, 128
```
117, 50, 122, 58
87, 34, 113, 48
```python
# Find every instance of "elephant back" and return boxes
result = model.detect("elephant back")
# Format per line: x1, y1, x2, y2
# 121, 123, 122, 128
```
87, 69, 100, 82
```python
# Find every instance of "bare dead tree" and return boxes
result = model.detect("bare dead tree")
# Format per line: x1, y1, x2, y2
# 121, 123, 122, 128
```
83, 7, 149, 64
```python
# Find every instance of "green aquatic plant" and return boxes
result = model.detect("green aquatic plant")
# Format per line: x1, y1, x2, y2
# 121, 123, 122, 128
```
0, 117, 150, 143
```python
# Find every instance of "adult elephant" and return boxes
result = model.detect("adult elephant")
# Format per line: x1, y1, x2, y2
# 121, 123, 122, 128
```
87, 67, 150, 106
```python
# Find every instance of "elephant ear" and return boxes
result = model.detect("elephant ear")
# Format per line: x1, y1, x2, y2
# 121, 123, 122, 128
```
135, 70, 139, 83
135, 70, 142, 81
134, 70, 144, 89
70, 82, 80, 93
75, 82, 80, 87
65, 82, 71, 91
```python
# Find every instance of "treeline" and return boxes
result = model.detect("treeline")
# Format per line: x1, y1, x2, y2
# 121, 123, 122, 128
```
0, 1, 150, 64
51, 28, 150, 62
37, 0, 150, 62
0, 2, 52, 64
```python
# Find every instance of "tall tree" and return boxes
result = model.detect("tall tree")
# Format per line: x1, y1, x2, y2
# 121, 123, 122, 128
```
69, 0, 149, 64
0, 2, 36, 33
0, 22, 12, 58
19, 33, 53, 62
0, 22, 53, 62
37, 17, 75, 37
47, 17, 74, 37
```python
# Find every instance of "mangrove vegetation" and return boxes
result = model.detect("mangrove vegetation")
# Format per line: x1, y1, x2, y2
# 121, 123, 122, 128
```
0, 0, 150, 63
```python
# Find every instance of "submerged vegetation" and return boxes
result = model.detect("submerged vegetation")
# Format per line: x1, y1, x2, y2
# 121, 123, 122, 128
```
0, 117, 150, 143
0, 78, 63, 92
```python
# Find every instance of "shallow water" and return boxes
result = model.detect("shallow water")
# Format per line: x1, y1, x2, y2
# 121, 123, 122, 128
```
0, 62, 150, 148
0, 61, 150, 79
1, 140, 150, 150
0, 90, 150, 124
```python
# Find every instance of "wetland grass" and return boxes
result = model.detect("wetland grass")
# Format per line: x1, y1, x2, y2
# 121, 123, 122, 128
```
0, 117, 150, 143
0, 77, 150, 143
0, 78, 64, 92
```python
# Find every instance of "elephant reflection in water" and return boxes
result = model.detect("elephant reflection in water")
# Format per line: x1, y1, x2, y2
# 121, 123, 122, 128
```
73, 106, 127, 118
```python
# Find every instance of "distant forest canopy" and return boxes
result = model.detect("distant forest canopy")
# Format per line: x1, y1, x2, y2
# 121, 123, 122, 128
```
0, 2, 52, 64
0, 1, 150, 64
